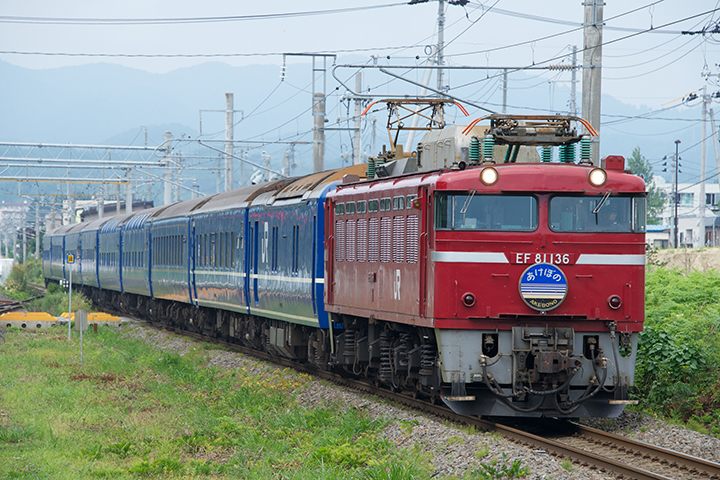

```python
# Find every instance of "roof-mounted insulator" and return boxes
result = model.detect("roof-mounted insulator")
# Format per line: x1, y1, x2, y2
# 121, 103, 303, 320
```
559, 143, 576, 164
367, 158, 376, 179
482, 135, 495, 164
579, 136, 593, 165
542, 146, 553, 163
469, 137, 481, 165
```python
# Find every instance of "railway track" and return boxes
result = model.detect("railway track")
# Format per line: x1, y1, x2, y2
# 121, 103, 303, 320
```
144, 320, 720, 480
0, 285, 45, 314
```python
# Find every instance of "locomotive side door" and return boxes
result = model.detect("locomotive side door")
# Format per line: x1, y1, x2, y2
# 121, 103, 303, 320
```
418, 185, 429, 318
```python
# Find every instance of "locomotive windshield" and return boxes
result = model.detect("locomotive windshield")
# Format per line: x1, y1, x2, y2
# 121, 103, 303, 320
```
435, 193, 538, 231
549, 195, 646, 233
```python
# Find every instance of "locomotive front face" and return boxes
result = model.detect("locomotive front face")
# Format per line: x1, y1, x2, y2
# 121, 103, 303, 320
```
431, 164, 646, 418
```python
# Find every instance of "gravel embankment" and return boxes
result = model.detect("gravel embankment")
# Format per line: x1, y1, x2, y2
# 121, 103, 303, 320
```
122, 320, 720, 479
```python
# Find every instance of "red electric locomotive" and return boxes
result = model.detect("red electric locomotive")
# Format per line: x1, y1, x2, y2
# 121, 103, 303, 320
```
325, 111, 644, 418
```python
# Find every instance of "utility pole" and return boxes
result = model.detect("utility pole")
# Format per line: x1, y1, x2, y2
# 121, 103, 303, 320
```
313, 93, 325, 173
98, 172, 104, 219
65, 167, 71, 225
263, 151, 271, 182
125, 168, 133, 214
217, 154, 222, 194
353, 72, 363, 165
582, 0, 604, 166
436, 0, 446, 94
163, 131, 173, 206
283, 53, 334, 174
35, 200, 40, 259
22, 208, 27, 263
225, 92, 234, 192
570, 45, 578, 116
674, 139, 681, 248
711, 109, 720, 195
116, 180, 121, 216
701, 85, 708, 246
289, 144, 296, 176
502, 69, 508, 113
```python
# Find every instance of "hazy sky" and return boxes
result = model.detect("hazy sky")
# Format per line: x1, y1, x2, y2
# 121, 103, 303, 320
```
1, 0, 719, 109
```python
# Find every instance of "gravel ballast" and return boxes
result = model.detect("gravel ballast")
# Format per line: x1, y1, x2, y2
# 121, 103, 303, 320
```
122, 320, 720, 479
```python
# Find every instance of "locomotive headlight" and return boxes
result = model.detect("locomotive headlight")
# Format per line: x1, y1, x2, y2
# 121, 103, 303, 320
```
480, 167, 498, 186
588, 168, 607, 187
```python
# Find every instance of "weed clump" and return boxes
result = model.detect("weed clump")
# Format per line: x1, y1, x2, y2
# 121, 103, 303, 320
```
26, 282, 92, 315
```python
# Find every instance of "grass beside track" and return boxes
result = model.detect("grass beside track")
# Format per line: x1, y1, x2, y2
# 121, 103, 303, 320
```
0, 324, 435, 480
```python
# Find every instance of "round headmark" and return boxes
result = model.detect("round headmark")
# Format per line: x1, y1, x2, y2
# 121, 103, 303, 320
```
519, 263, 568, 311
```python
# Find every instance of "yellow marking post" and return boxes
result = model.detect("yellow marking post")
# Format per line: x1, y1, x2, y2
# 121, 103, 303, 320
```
60, 312, 121, 322
0, 312, 57, 322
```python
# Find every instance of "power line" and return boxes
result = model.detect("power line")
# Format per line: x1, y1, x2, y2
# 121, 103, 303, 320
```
451, 7, 720, 91
0, 4, 408, 25
0, 45, 421, 59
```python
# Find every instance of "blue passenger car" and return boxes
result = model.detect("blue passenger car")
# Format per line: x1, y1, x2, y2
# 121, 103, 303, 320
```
49, 224, 73, 282
42, 233, 52, 281
244, 170, 340, 329
150, 196, 215, 303
120, 210, 157, 297
98, 218, 124, 291
78, 217, 112, 289
63, 223, 85, 285
190, 182, 290, 314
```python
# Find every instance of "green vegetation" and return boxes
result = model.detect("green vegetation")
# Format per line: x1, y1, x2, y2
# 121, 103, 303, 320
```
467, 453, 530, 479
0, 325, 443, 479
626, 146, 665, 224
1, 260, 43, 300
24, 282, 92, 316
635, 267, 720, 434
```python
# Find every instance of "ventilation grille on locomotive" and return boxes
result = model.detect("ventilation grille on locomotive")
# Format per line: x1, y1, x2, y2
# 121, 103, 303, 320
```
357, 218, 368, 263
393, 216, 405, 264
335, 220, 345, 262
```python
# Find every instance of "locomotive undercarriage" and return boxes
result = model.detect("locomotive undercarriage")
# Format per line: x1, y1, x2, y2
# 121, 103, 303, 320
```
440, 325, 638, 418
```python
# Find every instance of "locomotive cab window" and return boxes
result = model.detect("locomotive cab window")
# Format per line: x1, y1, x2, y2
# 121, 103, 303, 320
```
549, 195, 645, 233
435, 193, 538, 231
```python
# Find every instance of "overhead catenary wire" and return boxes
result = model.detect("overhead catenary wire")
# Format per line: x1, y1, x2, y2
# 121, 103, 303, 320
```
0, 4, 409, 25
450, 7, 720, 91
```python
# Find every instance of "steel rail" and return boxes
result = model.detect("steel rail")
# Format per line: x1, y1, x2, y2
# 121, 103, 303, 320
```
568, 424, 720, 479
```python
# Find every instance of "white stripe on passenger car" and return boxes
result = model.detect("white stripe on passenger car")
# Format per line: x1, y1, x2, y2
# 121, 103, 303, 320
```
248, 307, 319, 326
575, 254, 645, 266
431, 251, 509, 264
250, 274, 314, 283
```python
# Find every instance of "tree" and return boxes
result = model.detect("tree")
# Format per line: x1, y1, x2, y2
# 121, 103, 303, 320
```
627, 146, 665, 225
